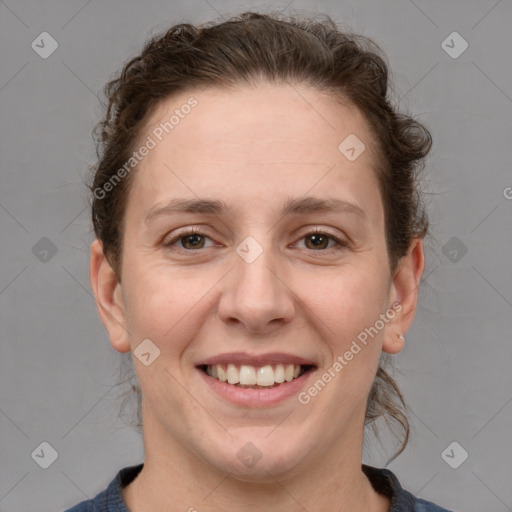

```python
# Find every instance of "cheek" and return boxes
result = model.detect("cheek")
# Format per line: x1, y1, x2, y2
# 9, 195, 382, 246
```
121, 262, 204, 354
306, 263, 389, 347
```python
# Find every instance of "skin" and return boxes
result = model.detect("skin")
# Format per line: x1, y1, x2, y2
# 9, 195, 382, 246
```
90, 82, 424, 512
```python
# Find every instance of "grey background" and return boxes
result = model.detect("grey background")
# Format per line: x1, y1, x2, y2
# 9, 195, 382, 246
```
1, 0, 511, 511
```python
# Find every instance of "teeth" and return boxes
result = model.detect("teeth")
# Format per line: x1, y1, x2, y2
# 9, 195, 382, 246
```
205, 363, 305, 387
284, 363, 294, 382
217, 365, 227, 382
227, 363, 239, 384
256, 365, 274, 386
274, 364, 285, 383
239, 365, 257, 385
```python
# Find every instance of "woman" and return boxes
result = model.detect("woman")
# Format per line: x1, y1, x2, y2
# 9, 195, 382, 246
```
65, 11, 452, 512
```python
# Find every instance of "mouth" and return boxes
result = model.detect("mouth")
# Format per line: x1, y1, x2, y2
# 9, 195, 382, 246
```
197, 363, 316, 389
195, 352, 318, 406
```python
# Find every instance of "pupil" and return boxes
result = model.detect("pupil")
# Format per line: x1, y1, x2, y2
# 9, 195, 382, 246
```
184, 234, 203, 248
309, 234, 327, 249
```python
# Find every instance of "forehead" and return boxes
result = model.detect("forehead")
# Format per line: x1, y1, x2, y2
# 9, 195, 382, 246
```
128, 83, 382, 221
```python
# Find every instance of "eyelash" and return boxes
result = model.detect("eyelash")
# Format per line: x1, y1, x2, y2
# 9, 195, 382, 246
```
163, 227, 348, 254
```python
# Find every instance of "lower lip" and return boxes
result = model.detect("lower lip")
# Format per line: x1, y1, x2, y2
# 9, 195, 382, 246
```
197, 367, 316, 407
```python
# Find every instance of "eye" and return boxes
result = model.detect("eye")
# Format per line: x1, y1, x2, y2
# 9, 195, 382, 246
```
163, 227, 348, 253
163, 227, 216, 251
294, 228, 348, 252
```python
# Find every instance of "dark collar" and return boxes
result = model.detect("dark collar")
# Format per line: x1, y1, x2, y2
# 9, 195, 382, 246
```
98, 462, 419, 511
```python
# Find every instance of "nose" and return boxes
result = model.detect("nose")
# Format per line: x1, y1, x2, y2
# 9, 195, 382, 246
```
216, 238, 295, 335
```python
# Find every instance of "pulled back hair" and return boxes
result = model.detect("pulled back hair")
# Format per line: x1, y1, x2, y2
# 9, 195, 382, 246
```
91, 11, 432, 463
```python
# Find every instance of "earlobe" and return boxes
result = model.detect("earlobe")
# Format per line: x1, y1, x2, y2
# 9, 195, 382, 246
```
382, 238, 425, 355
383, 332, 405, 355
89, 239, 131, 353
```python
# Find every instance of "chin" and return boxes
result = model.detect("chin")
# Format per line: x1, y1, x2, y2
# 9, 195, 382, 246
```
200, 432, 312, 482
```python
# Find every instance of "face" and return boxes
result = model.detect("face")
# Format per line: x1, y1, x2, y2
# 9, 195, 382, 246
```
91, 82, 423, 481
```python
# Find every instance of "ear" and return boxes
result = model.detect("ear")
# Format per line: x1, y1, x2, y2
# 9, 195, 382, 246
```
382, 237, 425, 355
89, 239, 131, 353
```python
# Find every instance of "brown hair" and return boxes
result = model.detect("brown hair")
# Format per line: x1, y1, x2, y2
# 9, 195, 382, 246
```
91, 11, 432, 463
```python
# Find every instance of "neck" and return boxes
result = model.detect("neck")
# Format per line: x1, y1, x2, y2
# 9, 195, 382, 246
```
122, 418, 390, 512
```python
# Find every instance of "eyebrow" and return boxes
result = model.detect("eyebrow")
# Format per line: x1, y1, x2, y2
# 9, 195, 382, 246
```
144, 196, 366, 224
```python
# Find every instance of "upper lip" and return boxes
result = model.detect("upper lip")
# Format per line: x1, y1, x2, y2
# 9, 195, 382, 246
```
196, 352, 317, 367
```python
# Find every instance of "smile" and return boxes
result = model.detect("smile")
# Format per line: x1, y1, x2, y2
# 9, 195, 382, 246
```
195, 353, 318, 407
200, 363, 313, 388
